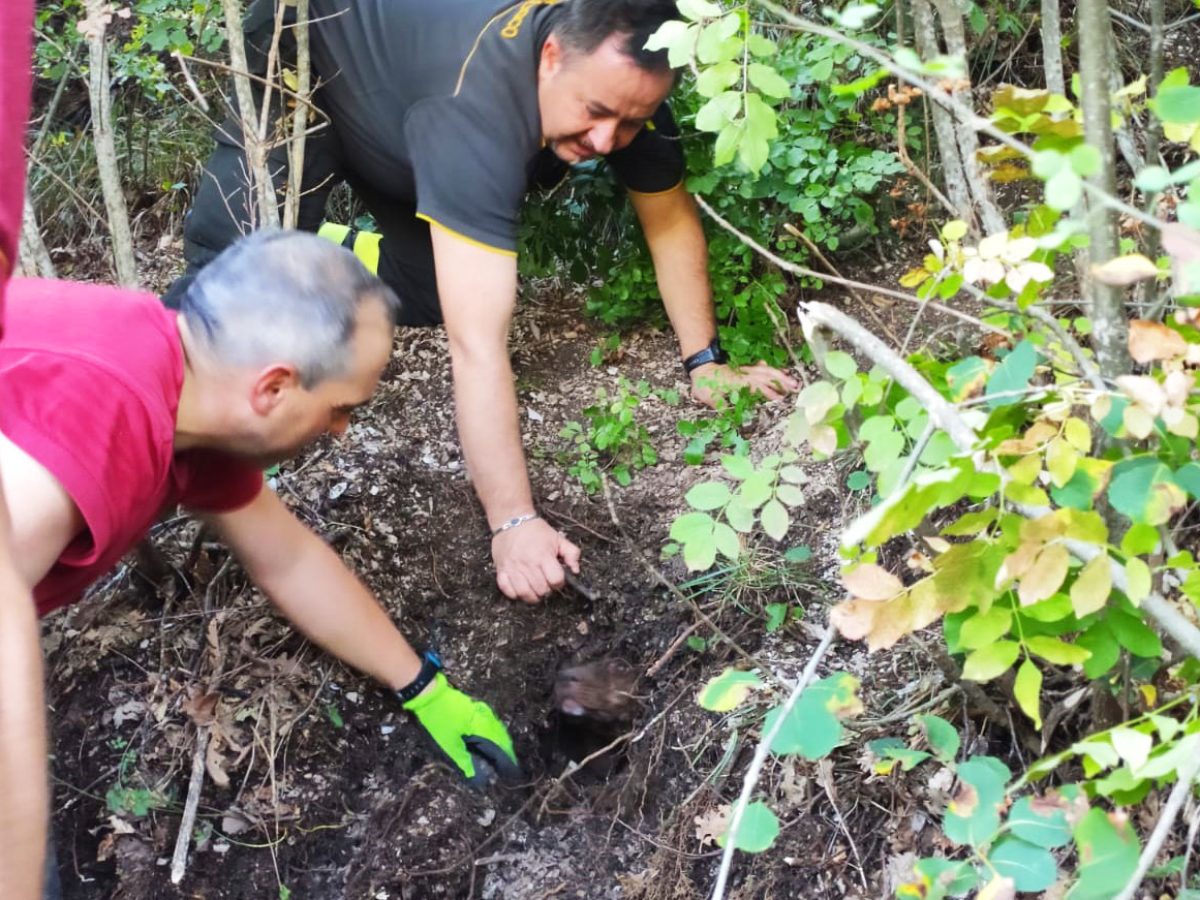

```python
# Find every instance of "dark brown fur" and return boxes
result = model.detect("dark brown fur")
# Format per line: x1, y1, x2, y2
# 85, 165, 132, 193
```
553, 657, 640, 724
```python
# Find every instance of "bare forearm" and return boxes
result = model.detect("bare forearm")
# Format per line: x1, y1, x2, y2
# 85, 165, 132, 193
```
0, 497, 49, 900
253, 529, 422, 691
449, 349, 534, 529
635, 189, 717, 357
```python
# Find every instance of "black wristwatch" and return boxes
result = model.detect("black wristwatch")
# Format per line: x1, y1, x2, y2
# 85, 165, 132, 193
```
396, 649, 443, 704
683, 337, 728, 374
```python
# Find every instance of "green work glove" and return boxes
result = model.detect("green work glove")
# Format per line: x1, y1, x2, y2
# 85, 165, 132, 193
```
401, 673, 520, 788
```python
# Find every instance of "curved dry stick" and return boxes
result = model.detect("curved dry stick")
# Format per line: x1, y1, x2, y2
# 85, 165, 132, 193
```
799, 300, 1200, 661
694, 195, 1009, 337
711, 622, 837, 900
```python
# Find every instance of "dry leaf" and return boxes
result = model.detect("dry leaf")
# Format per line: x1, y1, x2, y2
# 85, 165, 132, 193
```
1128, 320, 1187, 364
977, 875, 1017, 900
694, 805, 730, 846
1091, 253, 1159, 286
1116, 374, 1168, 416
842, 563, 904, 600
1162, 222, 1200, 295
183, 691, 220, 726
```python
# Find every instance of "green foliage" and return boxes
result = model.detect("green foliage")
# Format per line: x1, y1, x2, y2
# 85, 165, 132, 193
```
677, 386, 760, 464
36, 0, 225, 97
105, 747, 169, 818
559, 378, 674, 493
697, 668, 863, 854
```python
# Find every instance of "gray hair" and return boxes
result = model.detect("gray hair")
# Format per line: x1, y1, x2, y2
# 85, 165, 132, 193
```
180, 230, 400, 387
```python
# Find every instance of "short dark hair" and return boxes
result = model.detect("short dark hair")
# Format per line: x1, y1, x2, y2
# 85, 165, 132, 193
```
553, 0, 679, 71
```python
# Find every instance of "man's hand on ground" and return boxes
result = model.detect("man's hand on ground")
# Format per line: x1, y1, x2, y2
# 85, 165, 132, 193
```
401, 673, 520, 788
492, 518, 581, 603
689, 362, 800, 408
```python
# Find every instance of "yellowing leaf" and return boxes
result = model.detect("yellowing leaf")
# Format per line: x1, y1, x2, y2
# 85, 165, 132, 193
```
1063, 416, 1092, 453
1111, 726, 1152, 772
899, 267, 930, 288
1092, 254, 1160, 286
1018, 543, 1070, 606
1070, 555, 1113, 617
1046, 437, 1079, 488
1014, 658, 1043, 728
697, 668, 762, 712
842, 563, 903, 600
963, 640, 1020, 681
1008, 454, 1042, 485
1128, 319, 1188, 363
1123, 404, 1155, 440
1124, 557, 1152, 605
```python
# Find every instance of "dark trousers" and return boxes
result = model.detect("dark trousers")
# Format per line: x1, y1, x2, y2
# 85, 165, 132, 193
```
161, 3, 442, 326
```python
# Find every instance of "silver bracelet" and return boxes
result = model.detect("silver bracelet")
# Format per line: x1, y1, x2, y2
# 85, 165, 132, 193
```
491, 512, 540, 537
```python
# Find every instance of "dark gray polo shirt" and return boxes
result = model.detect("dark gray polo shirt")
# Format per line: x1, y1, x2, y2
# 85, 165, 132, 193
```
305, 0, 684, 255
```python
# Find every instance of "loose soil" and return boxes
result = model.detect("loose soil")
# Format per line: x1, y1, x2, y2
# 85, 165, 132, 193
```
35, 268, 1117, 899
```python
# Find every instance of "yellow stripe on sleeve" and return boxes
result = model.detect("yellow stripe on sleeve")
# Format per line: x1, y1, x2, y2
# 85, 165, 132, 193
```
417, 214, 518, 257
625, 179, 685, 199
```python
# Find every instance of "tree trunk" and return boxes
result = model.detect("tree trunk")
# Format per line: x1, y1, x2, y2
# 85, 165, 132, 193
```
18, 189, 55, 278
1140, 0, 1166, 313
1078, 0, 1130, 377
283, 0, 310, 231
220, 0, 280, 230
929, 0, 1007, 235
1105, 11, 1144, 174
911, 0, 973, 223
1040, 0, 1067, 96
84, 0, 137, 286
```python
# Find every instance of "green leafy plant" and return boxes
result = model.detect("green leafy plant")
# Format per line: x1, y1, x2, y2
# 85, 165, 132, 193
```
560, 378, 676, 492
676, 385, 760, 464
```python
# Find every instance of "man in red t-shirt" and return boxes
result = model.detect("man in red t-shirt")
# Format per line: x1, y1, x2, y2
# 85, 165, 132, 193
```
1, 232, 519, 897
0, 3, 43, 898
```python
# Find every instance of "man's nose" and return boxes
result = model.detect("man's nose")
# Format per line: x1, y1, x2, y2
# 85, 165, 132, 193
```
329, 414, 350, 436
588, 120, 619, 155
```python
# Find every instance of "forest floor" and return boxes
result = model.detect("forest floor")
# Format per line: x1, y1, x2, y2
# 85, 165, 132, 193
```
38, 256, 1167, 900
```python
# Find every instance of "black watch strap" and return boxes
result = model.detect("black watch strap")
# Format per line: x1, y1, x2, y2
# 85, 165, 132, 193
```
396, 649, 443, 704
683, 338, 728, 374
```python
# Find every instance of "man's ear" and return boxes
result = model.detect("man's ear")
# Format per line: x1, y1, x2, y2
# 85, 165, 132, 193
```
539, 31, 564, 80
249, 364, 301, 416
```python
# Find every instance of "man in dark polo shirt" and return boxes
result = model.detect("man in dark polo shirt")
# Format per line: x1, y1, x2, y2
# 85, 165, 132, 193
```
167, 0, 799, 605
3, 233, 520, 898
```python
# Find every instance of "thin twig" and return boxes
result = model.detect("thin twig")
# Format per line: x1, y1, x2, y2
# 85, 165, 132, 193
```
170, 724, 210, 884
711, 622, 837, 900
784, 223, 903, 346
600, 475, 774, 680
816, 759, 867, 889
695, 195, 1009, 337
801, 301, 1200, 662
1112, 749, 1200, 900
171, 51, 211, 114
646, 622, 702, 678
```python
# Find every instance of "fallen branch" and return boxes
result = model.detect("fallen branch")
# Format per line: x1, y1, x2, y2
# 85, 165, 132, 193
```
799, 300, 1200, 662
170, 724, 210, 885
711, 622, 837, 900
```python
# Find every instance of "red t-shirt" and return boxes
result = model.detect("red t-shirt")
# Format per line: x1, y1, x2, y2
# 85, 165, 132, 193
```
0, 279, 263, 616
0, 0, 35, 328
